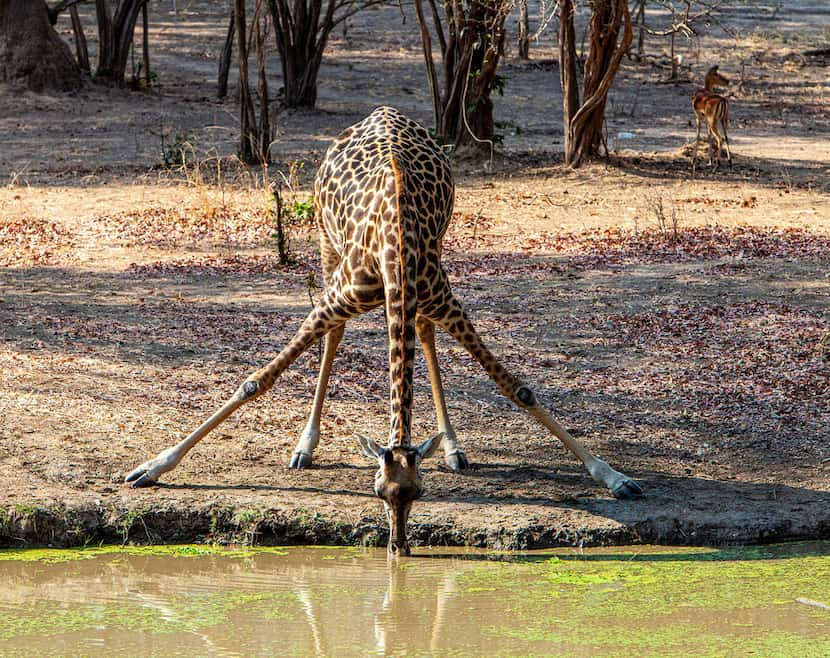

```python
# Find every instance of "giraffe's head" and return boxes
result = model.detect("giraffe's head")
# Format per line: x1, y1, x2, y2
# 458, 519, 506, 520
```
704, 65, 729, 91
357, 433, 443, 556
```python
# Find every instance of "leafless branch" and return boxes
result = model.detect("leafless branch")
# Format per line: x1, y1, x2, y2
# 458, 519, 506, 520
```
645, 0, 723, 38
47, 0, 90, 25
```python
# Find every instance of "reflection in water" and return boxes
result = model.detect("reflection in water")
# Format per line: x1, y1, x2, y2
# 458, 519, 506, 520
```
1, 543, 829, 657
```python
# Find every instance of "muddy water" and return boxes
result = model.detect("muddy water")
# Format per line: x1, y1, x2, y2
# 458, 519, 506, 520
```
1, 543, 829, 657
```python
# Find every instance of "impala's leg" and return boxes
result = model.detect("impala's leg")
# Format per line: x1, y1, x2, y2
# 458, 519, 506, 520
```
423, 284, 642, 499
721, 119, 733, 169
125, 288, 361, 487
692, 114, 702, 175
712, 121, 725, 171
289, 323, 345, 469
416, 315, 467, 471
706, 122, 716, 168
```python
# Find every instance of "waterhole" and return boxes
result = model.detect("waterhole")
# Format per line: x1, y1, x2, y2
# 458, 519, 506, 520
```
1, 542, 829, 656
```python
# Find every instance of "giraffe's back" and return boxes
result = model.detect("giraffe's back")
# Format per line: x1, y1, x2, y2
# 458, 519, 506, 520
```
314, 107, 454, 260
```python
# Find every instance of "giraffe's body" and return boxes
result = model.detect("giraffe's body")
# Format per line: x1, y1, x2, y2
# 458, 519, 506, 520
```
126, 107, 641, 555
311, 109, 454, 447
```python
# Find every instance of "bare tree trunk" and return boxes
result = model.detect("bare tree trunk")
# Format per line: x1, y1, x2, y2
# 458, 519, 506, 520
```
69, 5, 90, 73
235, 0, 257, 163
561, 0, 632, 167
0, 0, 81, 91
95, 0, 114, 75
141, 1, 150, 85
636, 0, 645, 60
267, 0, 336, 109
218, 8, 235, 98
669, 31, 677, 79
414, 0, 441, 130
427, 0, 446, 57
255, 9, 271, 164
416, 0, 511, 150
517, 0, 530, 60
461, 20, 505, 147
95, 0, 147, 86
559, 0, 579, 158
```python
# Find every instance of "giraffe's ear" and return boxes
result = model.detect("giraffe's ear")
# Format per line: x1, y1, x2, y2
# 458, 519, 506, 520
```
415, 432, 444, 460
356, 434, 385, 459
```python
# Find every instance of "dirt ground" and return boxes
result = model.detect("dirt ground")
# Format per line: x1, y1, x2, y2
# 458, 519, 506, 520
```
1, 1, 829, 549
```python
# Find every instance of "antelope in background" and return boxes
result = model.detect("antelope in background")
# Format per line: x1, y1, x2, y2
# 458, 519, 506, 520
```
692, 65, 733, 173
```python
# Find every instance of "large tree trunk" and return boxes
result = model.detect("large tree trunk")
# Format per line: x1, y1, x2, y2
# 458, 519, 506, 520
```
517, 0, 530, 60
217, 9, 235, 98
255, 9, 271, 163
0, 0, 81, 91
559, 0, 579, 158
267, 0, 335, 109
235, 0, 258, 163
560, 0, 632, 167
69, 5, 91, 73
416, 0, 511, 151
94, 0, 147, 86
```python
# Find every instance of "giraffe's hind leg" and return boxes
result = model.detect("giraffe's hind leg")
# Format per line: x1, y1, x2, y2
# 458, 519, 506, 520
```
416, 315, 468, 471
289, 323, 346, 469
422, 286, 642, 499
125, 288, 362, 488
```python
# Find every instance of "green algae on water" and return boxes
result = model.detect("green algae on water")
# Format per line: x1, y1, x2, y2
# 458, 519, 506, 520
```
0, 544, 290, 563
1, 543, 829, 656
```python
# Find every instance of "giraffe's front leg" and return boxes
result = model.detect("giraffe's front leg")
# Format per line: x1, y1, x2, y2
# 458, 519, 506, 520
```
125, 380, 255, 487
425, 289, 643, 500
416, 315, 468, 471
125, 288, 358, 487
289, 323, 346, 469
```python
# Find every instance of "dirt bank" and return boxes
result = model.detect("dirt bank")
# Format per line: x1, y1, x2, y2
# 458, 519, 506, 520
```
1, 1, 829, 549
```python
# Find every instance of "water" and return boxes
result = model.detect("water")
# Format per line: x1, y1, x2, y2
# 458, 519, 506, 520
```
1, 543, 829, 657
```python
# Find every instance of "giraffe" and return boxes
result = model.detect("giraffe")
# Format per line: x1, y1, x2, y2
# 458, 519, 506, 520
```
692, 65, 732, 173
125, 107, 642, 555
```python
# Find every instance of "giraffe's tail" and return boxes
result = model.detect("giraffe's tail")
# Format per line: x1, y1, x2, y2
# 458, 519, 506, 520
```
381, 154, 419, 447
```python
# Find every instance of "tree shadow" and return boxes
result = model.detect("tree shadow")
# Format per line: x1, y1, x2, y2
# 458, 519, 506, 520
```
604, 151, 829, 191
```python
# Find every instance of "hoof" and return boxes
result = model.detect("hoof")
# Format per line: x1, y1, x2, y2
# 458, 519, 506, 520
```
445, 451, 469, 472
612, 478, 643, 500
125, 471, 157, 488
289, 451, 312, 470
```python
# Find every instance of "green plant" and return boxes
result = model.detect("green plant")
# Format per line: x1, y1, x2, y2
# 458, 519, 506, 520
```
493, 73, 507, 96
117, 509, 142, 545
289, 197, 314, 222
161, 133, 193, 167
268, 161, 314, 265
13, 503, 38, 517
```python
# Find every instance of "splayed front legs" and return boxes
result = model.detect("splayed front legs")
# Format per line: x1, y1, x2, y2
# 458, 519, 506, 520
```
423, 284, 642, 500
125, 289, 357, 487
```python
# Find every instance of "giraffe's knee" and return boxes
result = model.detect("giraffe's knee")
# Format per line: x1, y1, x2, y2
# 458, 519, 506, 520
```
237, 379, 261, 401
515, 386, 536, 407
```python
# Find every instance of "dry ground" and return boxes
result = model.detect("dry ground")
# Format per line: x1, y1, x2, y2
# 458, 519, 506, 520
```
0, 1, 828, 548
